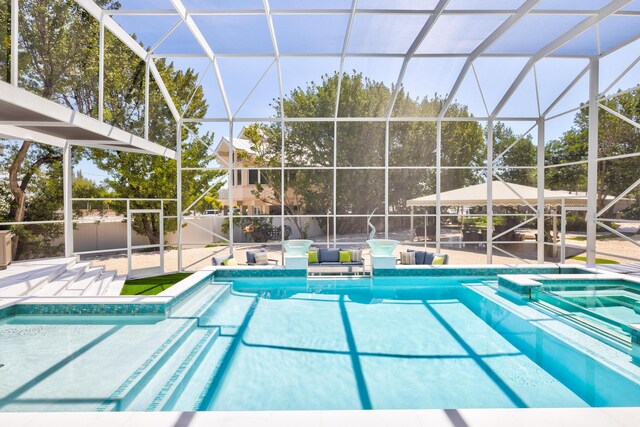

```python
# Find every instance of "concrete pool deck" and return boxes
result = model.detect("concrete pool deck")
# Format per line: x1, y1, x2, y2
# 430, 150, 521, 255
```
1, 407, 639, 426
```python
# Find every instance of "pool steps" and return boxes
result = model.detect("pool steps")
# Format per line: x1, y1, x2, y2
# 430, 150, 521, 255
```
103, 284, 233, 411
0, 257, 123, 298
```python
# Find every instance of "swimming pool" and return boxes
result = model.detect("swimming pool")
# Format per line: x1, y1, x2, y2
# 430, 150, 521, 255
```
1, 274, 640, 412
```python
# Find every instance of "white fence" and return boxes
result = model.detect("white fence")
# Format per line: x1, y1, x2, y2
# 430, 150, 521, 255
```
72, 216, 324, 253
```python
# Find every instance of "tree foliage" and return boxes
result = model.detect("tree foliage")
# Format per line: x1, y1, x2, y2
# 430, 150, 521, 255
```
246, 71, 494, 234
1, 0, 222, 255
545, 91, 640, 213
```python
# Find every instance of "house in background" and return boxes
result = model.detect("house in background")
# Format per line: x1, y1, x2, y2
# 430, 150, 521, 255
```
214, 132, 300, 216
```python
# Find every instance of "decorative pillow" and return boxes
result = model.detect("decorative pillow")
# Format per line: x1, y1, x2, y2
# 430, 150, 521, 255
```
339, 250, 351, 263
432, 254, 446, 265
424, 252, 436, 265
414, 250, 427, 265
213, 254, 232, 265
319, 248, 340, 263
254, 251, 269, 265
308, 250, 319, 264
246, 249, 265, 264
350, 249, 362, 262
400, 251, 416, 265
223, 258, 238, 266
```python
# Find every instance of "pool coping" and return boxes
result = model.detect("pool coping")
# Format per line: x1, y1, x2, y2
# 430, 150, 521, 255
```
0, 263, 604, 319
0, 406, 638, 426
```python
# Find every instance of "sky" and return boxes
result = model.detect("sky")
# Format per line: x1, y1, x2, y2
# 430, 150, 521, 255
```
75, 1, 640, 183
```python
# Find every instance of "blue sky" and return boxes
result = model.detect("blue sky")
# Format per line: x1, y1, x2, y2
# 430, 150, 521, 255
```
77, 5, 640, 182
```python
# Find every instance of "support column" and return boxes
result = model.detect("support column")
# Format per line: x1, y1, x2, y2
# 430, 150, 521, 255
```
486, 120, 494, 264
10, 0, 18, 86
98, 17, 105, 121
176, 121, 182, 271
144, 60, 150, 140
537, 118, 545, 263
586, 58, 599, 265
63, 143, 73, 257
384, 120, 389, 239
228, 121, 234, 255
436, 119, 442, 253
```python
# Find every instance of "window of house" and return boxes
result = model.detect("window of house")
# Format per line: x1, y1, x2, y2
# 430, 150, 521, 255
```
236, 170, 242, 185
249, 169, 259, 184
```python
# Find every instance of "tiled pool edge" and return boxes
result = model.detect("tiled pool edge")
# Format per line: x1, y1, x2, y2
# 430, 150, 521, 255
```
1, 406, 639, 426
0, 264, 611, 320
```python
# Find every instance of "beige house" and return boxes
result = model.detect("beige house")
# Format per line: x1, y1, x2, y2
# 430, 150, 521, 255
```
214, 134, 300, 215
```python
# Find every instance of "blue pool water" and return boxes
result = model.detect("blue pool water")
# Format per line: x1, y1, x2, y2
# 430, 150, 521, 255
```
1, 275, 640, 412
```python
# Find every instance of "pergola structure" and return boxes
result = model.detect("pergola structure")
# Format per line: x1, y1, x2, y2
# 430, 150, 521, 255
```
4, 0, 640, 272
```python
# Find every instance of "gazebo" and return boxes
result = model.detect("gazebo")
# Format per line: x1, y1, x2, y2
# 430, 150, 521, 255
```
406, 180, 630, 262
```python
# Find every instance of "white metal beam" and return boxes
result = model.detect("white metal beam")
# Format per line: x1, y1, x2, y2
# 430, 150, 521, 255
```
541, 63, 589, 118
334, 0, 358, 118
73, 0, 180, 121
63, 142, 73, 257
387, 0, 451, 118
0, 125, 66, 148
0, 80, 177, 159
169, 0, 232, 121
10, 0, 18, 86
492, 0, 633, 118
536, 118, 545, 263
439, 0, 541, 118
586, 58, 599, 265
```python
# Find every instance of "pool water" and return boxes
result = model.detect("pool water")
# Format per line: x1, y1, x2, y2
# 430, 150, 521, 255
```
534, 280, 640, 337
1, 276, 639, 412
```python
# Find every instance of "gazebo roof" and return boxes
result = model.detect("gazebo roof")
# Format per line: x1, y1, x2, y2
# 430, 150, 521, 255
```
407, 180, 613, 207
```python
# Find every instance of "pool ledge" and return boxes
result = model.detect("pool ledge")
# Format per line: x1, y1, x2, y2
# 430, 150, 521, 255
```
1, 407, 639, 426
497, 273, 626, 301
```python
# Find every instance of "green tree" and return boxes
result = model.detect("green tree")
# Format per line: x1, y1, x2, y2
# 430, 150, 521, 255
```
3, 0, 222, 253
492, 122, 536, 186
1, 0, 9, 82
545, 91, 640, 212
247, 71, 487, 234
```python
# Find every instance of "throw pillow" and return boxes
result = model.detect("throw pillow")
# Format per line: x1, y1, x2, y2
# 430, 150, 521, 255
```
223, 258, 238, 266
246, 249, 265, 264
350, 249, 362, 262
339, 250, 351, 263
400, 251, 416, 265
213, 254, 232, 265
432, 254, 446, 265
319, 248, 340, 262
254, 251, 269, 265
308, 250, 319, 264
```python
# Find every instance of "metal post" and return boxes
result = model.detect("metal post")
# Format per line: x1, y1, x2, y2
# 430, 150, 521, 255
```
384, 120, 389, 239
333, 120, 337, 248
410, 205, 414, 242
144, 59, 150, 140
560, 199, 566, 263
552, 206, 558, 258
228, 121, 234, 255
159, 203, 164, 274
63, 142, 73, 257
126, 200, 131, 274
486, 120, 494, 263
176, 121, 182, 271
537, 117, 545, 263
10, 0, 18, 86
436, 119, 442, 253
586, 58, 599, 265
98, 17, 104, 122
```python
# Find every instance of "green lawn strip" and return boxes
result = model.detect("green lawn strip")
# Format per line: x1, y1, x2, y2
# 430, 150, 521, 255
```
570, 256, 619, 265
568, 233, 636, 241
120, 273, 192, 296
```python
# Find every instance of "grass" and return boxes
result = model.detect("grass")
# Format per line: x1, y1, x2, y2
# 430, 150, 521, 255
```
570, 256, 620, 265
120, 273, 192, 296
567, 232, 635, 241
